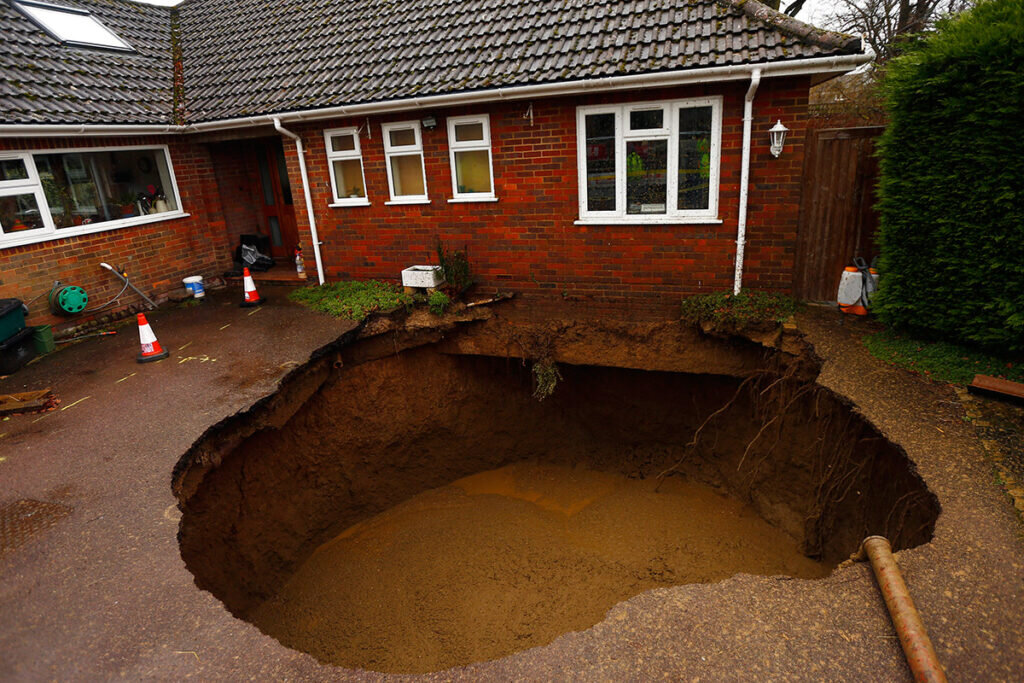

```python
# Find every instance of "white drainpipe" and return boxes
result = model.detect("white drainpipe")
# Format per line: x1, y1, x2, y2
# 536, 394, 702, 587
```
733, 69, 761, 295
272, 117, 326, 285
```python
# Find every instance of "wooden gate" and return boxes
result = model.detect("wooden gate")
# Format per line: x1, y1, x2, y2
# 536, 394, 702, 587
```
793, 126, 885, 301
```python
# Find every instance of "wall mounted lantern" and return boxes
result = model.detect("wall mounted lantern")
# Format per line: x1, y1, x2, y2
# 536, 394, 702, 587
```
769, 120, 789, 158
421, 115, 437, 130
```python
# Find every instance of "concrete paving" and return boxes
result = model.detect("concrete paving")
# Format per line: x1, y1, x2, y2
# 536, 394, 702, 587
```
0, 296, 1021, 681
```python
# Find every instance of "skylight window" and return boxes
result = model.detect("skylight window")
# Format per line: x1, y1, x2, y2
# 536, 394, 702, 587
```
15, 0, 133, 51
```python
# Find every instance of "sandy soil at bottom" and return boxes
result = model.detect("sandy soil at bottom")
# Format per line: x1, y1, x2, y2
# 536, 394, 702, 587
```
250, 461, 829, 673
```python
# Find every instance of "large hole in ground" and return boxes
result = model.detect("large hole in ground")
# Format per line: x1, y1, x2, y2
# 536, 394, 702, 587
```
174, 324, 939, 674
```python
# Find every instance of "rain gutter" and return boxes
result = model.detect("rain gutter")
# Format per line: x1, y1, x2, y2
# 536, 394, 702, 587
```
272, 117, 325, 286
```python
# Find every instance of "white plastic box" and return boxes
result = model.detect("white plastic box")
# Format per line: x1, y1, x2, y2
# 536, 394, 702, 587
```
401, 265, 445, 289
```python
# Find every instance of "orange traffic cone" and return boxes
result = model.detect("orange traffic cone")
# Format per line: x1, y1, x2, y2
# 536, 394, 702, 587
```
240, 267, 264, 308
136, 313, 169, 363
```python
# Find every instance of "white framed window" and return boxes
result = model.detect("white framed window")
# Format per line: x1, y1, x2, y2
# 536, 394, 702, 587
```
324, 127, 369, 206
576, 97, 723, 224
0, 155, 52, 241
13, 0, 133, 51
381, 121, 428, 204
0, 145, 186, 250
447, 114, 496, 202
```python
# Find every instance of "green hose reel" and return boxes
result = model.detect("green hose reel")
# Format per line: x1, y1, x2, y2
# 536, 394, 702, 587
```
49, 285, 89, 315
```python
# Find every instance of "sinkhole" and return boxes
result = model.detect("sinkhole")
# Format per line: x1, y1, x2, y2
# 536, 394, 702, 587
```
173, 318, 939, 674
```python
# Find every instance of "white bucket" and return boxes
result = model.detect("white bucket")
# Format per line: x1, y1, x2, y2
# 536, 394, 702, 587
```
182, 275, 205, 298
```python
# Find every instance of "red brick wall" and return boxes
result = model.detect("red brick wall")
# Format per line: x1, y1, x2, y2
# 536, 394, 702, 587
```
282, 77, 811, 303
0, 135, 232, 331
207, 141, 263, 251
0, 76, 812, 331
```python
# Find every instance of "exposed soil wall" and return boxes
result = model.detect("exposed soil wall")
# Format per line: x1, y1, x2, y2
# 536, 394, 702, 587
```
172, 313, 939, 671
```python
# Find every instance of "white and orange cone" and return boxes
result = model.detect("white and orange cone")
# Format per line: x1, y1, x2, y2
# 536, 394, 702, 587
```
240, 267, 264, 308
136, 313, 169, 363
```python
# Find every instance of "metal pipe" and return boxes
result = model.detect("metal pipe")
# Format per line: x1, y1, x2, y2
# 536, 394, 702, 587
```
733, 69, 761, 295
857, 536, 948, 683
272, 118, 326, 286
99, 262, 158, 310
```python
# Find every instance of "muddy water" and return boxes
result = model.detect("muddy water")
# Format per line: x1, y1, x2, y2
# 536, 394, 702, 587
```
249, 462, 829, 673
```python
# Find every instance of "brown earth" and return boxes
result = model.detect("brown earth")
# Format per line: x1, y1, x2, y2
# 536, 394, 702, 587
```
250, 461, 828, 673
175, 312, 939, 673
1, 295, 1021, 681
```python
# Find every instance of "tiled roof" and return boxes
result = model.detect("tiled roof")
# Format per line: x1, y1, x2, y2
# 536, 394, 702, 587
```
0, 0, 176, 125
0, 0, 863, 126
179, 0, 862, 122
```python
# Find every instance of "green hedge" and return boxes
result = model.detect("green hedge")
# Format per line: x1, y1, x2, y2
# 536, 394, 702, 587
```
874, 0, 1024, 351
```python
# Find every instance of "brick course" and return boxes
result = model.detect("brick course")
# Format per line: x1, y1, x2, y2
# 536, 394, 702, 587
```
285, 78, 811, 304
0, 136, 232, 331
1, 77, 811, 330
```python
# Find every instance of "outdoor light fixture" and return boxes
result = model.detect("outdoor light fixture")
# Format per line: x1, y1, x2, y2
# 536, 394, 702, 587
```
769, 120, 789, 158
421, 116, 437, 130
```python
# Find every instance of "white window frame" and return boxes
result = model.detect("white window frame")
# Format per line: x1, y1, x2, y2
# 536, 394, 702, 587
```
0, 145, 188, 250
381, 121, 429, 205
447, 114, 497, 203
323, 127, 370, 207
13, 0, 134, 52
575, 96, 723, 225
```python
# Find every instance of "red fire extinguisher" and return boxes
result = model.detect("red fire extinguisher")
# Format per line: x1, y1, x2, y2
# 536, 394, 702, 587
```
294, 245, 306, 279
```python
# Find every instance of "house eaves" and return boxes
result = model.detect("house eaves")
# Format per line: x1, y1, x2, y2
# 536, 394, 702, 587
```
0, 0, 871, 133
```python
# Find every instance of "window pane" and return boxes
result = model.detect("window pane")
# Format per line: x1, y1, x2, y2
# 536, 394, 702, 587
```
268, 216, 282, 247
454, 150, 491, 193
0, 192, 46, 233
626, 140, 667, 215
678, 107, 713, 211
629, 109, 663, 130
333, 159, 365, 198
454, 122, 484, 143
1, 159, 28, 182
17, 2, 131, 50
275, 146, 293, 205
330, 134, 356, 153
585, 113, 615, 212
34, 149, 178, 227
389, 128, 416, 147
390, 154, 425, 196
257, 151, 275, 206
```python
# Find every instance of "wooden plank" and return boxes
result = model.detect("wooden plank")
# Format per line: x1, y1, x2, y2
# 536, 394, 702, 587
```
968, 375, 1024, 405
0, 389, 53, 415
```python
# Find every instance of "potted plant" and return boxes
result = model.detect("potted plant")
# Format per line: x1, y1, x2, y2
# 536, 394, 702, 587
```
117, 190, 138, 216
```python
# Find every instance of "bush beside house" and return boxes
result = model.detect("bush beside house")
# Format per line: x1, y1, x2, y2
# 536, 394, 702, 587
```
874, 0, 1024, 351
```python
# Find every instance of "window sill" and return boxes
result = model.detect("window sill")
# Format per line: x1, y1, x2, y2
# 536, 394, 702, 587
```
574, 216, 723, 226
0, 211, 191, 250
385, 198, 431, 206
448, 196, 498, 203
328, 200, 371, 208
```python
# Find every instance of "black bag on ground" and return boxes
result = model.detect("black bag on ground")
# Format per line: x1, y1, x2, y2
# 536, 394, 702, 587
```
238, 244, 275, 272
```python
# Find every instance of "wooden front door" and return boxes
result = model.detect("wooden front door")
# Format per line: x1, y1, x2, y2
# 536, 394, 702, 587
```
255, 140, 298, 260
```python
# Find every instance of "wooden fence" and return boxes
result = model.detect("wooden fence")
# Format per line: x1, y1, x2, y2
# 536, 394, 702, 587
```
793, 126, 885, 302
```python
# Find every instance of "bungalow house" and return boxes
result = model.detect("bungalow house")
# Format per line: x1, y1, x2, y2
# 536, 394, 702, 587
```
0, 0, 870, 329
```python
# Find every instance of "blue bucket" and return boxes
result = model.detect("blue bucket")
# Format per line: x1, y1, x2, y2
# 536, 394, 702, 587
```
183, 276, 205, 298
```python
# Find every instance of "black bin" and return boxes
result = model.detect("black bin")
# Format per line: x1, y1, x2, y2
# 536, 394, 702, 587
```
0, 327, 37, 375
